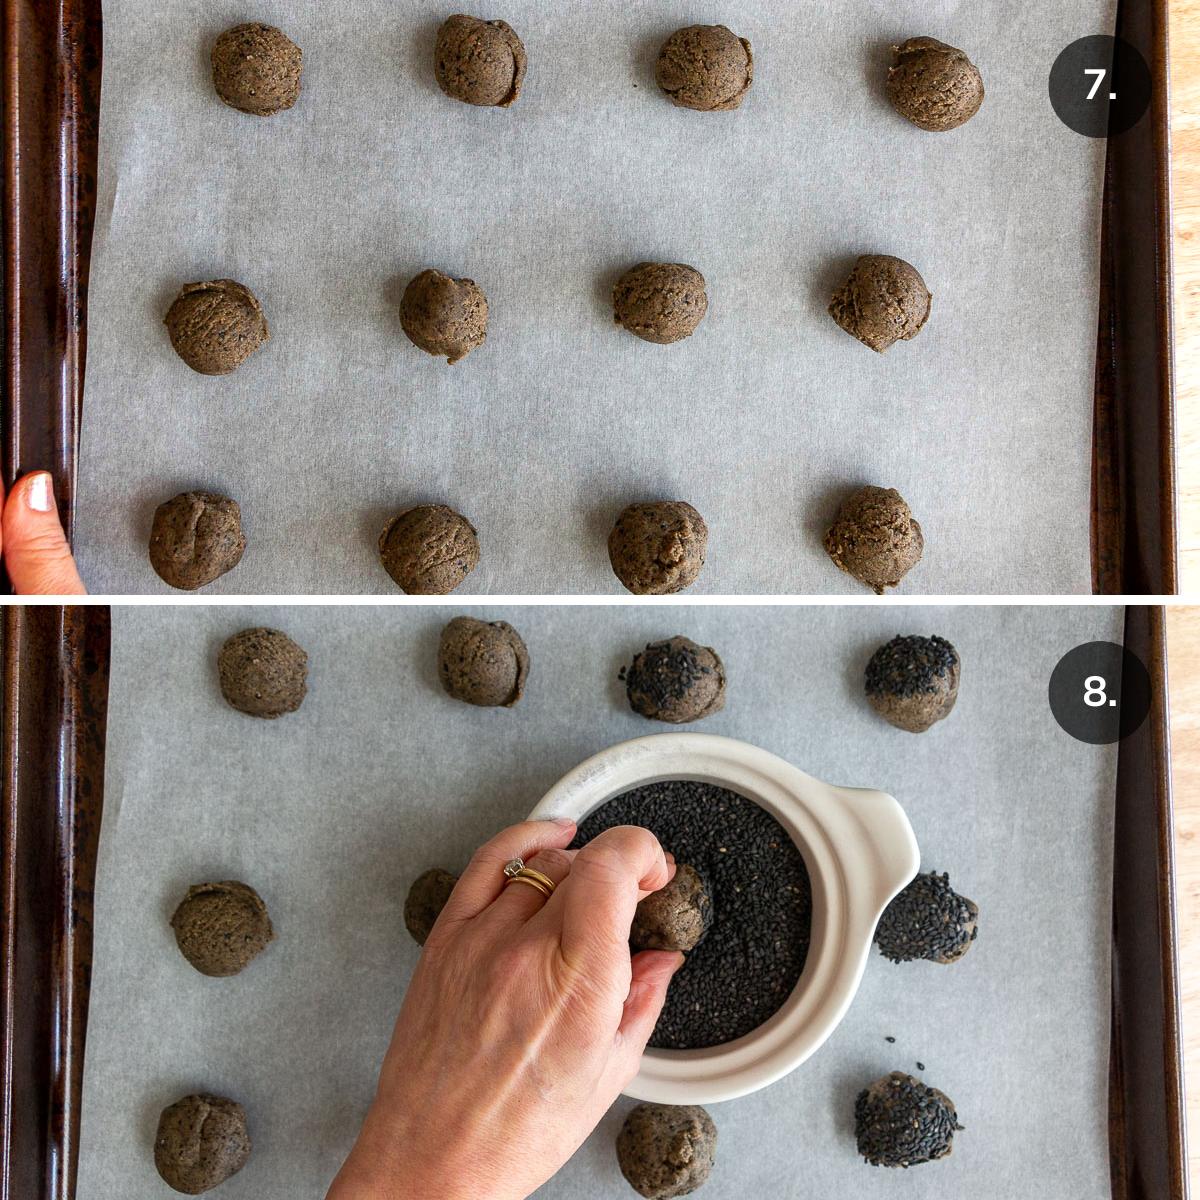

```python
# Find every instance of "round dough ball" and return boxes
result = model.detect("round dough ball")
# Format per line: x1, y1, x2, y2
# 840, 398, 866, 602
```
435, 14, 527, 107
218, 627, 308, 718
609, 501, 708, 595
211, 22, 302, 116
164, 279, 269, 375
613, 262, 708, 345
887, 37, 984, 132
823, 485, 923, 594
438, 616, 529, 707
170, 881, 275, 977
655, 25, 753, 112
631, 864, 711, 952
399, 269, 488, 364
865, 634, 959, 733
404, 867, 459, 946
874, 870, 978, 964
616, 1103, 717, 1199
379, 505, 480, 594
854, 1072, 960, 1167
148, 491, 246, 591
155, 1093, 251, 1194
828, 255, 931, 353
624, 636, 725, 724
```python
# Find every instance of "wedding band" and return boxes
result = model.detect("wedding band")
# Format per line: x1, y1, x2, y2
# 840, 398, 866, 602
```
502, 857, 557, 897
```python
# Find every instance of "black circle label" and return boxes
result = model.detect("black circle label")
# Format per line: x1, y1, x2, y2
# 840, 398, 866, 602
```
1048, 641, 1151, 744
1049, 36, 1152, 138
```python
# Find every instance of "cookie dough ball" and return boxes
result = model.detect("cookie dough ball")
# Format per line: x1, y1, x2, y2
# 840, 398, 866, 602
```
218, 627, 308, 718
438, 616, 529, 707
874, 870, 978, 964
613, 263, 707, 345
828, 255, 931, 353
617, 1103, 717, 1199
631, 864, 712, 952
399, 269, 488, 364
823, 486, 923, 594
609, 501, 707, 595
164, 280, 269, 375
170, 881, 275, 977
623, 636, 725, 724
887, 37, 984, 132
211, 22, 302, 116
865, 635, 959, 733
855, 1072, 961, 1167
435, 15, 526, 107
148, 491, 246, 591
655, 25, 753, 112
404, 867, 459, 946
155, 1093, 251, 1194
379, 505, 480, 594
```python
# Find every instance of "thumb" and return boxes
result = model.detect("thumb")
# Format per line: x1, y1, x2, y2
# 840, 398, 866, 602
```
2, 473, 87, 595
616, 950, 684, 1056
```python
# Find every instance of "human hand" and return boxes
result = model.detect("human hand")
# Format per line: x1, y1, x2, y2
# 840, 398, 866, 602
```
328, 818, 683, 1200
1, 472, 86, 594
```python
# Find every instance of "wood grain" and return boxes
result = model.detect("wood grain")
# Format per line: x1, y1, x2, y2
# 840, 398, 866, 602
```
1173, 1, 1200, 591
1165, 607, 1200, 1192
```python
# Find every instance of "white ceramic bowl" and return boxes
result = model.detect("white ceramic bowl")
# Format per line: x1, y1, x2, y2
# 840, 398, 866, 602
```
528, 732, 919, 1106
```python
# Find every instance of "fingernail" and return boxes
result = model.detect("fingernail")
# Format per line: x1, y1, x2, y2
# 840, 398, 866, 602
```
552, 816, 577, 828
26, 473, 54, 513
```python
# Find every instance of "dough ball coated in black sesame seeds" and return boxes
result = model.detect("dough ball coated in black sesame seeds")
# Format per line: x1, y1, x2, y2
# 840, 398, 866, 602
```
624, 636, 725, 724
404, 867, 459, 946
631, 864, 712, 952
875, 871, 978, 964
218, 627, 307, 718
616, 1103, 717, 1199
865, 634, 959, 733
855, 1071, 961, 1167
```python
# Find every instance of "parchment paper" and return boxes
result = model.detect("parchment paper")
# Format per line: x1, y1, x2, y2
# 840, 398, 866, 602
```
75, 1, 1115, 595
77, 604, 1122, 1198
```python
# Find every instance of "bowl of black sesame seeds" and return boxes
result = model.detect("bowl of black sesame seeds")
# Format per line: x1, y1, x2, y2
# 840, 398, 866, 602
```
530, 732, 920, 1105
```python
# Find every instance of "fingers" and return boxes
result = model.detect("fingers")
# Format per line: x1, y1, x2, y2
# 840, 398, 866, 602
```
482, 847, 575, 926
616, 950, 684, 1055
441, 818, 577, 924
555, 826, 670, 972
2, 473, 86, 595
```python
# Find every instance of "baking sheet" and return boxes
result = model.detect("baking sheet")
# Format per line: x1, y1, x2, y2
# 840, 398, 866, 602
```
77, 604, 1122, 1198
74, 0, 1114, 595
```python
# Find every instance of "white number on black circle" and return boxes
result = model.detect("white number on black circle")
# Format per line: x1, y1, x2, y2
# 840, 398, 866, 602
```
1083, 675, 1115, 708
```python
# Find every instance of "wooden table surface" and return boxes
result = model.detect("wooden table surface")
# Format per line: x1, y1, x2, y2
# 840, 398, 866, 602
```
1174, 2, 1200, 590
1166, 607, 1198, 1192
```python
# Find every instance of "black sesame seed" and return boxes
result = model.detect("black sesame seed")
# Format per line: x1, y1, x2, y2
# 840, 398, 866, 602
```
864, 635, 958, 699
572, 780, 811, 1049
916, 1061, 925, 1071
885, 1035, 896, 1043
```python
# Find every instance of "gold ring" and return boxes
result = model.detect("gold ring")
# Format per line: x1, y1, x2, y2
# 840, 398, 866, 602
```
502, 857, 557, 898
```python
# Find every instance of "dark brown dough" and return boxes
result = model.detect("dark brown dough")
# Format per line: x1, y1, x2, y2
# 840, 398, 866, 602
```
164, 280, 269, 375
631, 864, 711, 952
435, 15, 526, 107
399, 269, 488, 364
887, 37, 984, 132
617, 1103, 717, 1199
211, 22, 302, 116
170, 881, 274, 977
613, 263, 708, 345
438, 616, 529, 707
655, 25, 753, 112
379, 505, 480, 594
404, 867, 459, 946
148, 491, 246, 591
823, 486, 923, 594
624, 636, 725, 724
155, 1093, 251, 1194
609, 502, 707, 595
865, 635, 959, 733
828, 255, 931, 353
218, 627, 308, 718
